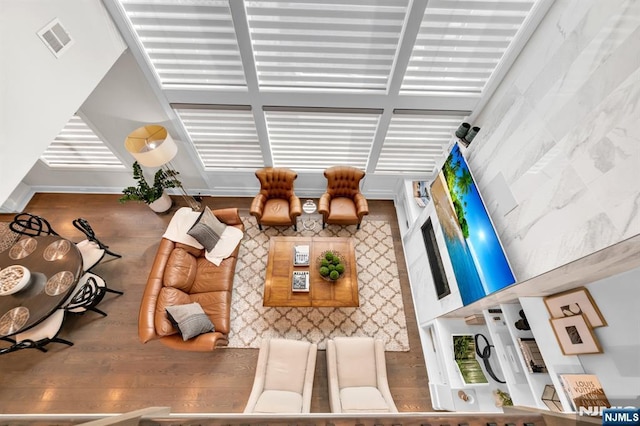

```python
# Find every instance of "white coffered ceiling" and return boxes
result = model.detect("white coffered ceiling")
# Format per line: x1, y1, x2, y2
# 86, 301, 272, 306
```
103, 0, 548, 175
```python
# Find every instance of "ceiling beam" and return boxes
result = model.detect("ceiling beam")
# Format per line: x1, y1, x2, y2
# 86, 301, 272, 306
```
228, 0, 273, 166
162, 89, 479, 111
367, 0, 429, 174
387, 0, 428, 96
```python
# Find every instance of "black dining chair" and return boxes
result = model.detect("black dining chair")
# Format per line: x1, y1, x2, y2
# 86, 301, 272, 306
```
3, 309, 73, 354
72, 218, 122, 272
64, 273, 123, 317
1, 336, 15, 345
0, 337, 16, 355
9, 213, 59, 237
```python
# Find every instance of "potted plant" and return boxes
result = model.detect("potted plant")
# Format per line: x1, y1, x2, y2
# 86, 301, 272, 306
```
119, 161, 181, 213
493, 389, 513, 407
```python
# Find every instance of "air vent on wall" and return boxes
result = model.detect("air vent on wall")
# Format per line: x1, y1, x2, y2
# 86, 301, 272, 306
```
37, 19, 74, 58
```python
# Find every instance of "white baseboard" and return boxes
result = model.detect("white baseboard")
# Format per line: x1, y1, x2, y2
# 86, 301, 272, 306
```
1, 181, 398, 214
0, 183, 35, 213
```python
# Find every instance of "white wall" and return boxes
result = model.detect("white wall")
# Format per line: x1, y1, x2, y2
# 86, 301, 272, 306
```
23, 49, 209, 195
464, 0, 640, 282
0, 0, 126, 206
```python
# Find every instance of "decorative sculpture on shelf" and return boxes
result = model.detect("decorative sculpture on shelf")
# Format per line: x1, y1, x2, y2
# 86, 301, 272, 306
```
474, 333, 506, 384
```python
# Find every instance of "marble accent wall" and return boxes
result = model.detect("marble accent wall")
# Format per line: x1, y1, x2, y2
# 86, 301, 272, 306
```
467, 0, 640, 282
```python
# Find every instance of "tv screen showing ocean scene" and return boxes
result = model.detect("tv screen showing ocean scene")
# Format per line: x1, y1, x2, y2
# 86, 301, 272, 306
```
430, 143, 516, 305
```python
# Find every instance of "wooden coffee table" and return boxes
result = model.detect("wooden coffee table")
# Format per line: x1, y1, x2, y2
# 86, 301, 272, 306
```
263, 236, 359, 307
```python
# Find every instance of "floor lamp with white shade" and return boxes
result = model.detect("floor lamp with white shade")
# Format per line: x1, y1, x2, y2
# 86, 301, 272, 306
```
124, 124, 201, 211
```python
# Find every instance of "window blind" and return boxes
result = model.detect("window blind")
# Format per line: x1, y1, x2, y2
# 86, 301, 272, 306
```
375, 112, 463, 173
400, 0, 534, 94
174, 107, 264, 170
245, 0, 409, 91
41, 116, 124, 169
120, 0, 247, 88
264, 109, 380, 169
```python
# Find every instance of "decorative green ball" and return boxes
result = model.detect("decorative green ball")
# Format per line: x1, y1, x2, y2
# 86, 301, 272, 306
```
328, 264, 335, 271
325, 251, 334, 261
321, 258, 329, 267
335, 263, 345, 274
332, 255, 340, 264
319, 266, 329, 276
329, 270, 339, 280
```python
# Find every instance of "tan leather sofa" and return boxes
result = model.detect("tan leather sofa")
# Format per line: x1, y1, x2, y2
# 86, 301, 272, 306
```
138, 208, 244, 351
319, 166, 369, 229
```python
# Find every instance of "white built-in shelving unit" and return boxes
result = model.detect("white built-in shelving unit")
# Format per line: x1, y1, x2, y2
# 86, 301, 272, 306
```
396, 174, 640, 413
518, 298, 585, 411
482, 305, 540, 408
395, 176, 639, 414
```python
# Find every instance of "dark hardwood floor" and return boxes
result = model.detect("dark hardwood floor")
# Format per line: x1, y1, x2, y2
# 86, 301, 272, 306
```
0, 193, 431, 414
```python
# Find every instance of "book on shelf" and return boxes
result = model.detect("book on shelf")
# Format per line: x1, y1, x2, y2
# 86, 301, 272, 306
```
517, 338, 547, 373
412, 181, 430, 207
293, 245, 309, 266
292, 270, 310, 292
559, 374, 610, 412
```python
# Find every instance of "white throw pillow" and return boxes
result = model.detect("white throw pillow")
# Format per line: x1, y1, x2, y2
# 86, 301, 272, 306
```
205, 225, 244, 266
162, 207, 203, 249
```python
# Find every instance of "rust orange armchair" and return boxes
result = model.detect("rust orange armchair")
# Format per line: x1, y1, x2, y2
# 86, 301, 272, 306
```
318, 166, 369, 229
250, 167, 302, 231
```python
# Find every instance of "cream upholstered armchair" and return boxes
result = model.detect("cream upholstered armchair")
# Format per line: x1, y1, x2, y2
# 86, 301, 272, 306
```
250, 167, 302, 231
318, 166, 369, 229
326, 337, 397, 413
244, 338, 317, 414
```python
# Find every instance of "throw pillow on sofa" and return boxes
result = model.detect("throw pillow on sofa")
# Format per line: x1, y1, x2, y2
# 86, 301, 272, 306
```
166, 302, 215, 341
204, 225, 244, 266
187, 206, 227, 251
163, 206, 243, 266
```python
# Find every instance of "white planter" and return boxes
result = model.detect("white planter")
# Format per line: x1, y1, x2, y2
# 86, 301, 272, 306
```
148, 191, 172, 213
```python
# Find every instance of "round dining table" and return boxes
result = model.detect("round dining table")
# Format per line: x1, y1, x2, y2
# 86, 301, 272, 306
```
0, 235, 83, 337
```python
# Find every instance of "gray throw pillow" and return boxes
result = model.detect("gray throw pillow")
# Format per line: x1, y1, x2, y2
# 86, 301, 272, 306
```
165, 302, 215, 341
186, 206, 227, 251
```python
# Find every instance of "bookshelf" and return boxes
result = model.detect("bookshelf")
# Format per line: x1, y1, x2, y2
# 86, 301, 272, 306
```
425, 318, 505, 413
519, 297, 585, 412
396, 173, 639, 415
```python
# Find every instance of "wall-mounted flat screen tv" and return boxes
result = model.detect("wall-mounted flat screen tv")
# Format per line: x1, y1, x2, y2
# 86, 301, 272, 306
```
430, 143, 516, 305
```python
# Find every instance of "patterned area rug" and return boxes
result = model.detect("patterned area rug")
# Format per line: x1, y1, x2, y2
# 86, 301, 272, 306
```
229, 217, 409, 351
0, 222, 20, 253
